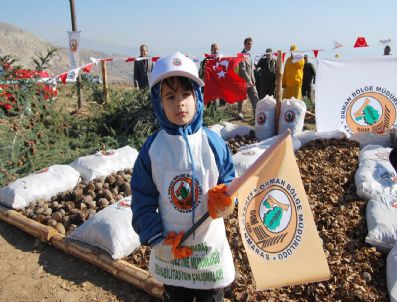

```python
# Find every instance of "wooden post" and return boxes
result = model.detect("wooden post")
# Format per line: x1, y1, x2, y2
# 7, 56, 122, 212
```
69, 0, 84, 108
275, 50, 283, 134
101, 60, 108, 102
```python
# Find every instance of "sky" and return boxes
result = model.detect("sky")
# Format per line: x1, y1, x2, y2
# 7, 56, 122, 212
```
0, 0, 395, 60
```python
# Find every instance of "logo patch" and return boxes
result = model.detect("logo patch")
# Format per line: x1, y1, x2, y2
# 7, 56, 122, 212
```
341, 89, 397, 135
168, 174, 202, 213
242, 178, 304, 261
256, 112, 267, 126
70, 39, 78, 52
172, 58, 182, 66
284, 110, 296, 123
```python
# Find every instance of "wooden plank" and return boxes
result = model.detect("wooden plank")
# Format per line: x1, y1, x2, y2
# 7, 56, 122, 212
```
0, 205, 57, 242
51, 235, 163, 299
0, 204, 163, 299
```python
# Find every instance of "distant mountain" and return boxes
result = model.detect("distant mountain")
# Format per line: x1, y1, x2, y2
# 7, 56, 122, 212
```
0, 21, 133, 83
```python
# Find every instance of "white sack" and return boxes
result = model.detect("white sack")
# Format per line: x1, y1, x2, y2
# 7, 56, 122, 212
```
234, 135, 301, 176
295, 130, 347, 147
365, 196, 397, 251
208, 123, 224, 138
358, 144, 392, 163
387, 244, 397, 302
70, 146, 138, 181
220, 121, 253, 140
355, 145, 397, 199
278, 98, 307, 135
255, 96, 276, 140
350, 132, 393, 148
0, 165, 80, 210
68, 196, 140, 259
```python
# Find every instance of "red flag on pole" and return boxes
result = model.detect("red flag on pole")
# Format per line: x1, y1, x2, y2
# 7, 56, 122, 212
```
354, 37, 369, 48
204, 56, 247, 104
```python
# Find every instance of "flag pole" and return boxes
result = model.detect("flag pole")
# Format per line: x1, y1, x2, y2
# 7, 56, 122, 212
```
179, 130, 291, 245
274, 50, 283, 134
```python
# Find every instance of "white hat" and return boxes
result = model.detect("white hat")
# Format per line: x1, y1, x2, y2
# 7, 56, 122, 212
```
149, 52, 204, 88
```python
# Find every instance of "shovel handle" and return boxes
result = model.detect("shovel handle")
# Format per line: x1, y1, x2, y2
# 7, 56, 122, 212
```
179, 211, 210, 245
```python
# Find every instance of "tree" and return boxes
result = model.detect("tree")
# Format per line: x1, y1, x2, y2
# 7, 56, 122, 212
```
32, 47, 59, 71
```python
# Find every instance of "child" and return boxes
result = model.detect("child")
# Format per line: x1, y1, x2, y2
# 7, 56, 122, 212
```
131, 52, 236, 302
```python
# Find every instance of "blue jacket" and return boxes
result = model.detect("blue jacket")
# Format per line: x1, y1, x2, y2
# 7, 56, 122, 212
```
131, 80, 236, 246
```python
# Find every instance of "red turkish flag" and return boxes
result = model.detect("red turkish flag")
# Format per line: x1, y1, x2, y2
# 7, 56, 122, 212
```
204, 55, 247, 104
354, 37, 369, 48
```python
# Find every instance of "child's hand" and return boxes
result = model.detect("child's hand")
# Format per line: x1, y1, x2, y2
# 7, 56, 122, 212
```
208, 184, 234, 219
155, 231, 192, 261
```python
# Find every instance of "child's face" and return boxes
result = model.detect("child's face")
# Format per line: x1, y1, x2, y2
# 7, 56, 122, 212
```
161, 79, 196, 126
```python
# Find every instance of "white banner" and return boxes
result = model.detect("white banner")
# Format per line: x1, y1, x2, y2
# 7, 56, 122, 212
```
68, 31, 81, 69
315, 57, 397, 136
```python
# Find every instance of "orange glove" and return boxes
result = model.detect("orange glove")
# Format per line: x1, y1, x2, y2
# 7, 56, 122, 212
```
162, 231, 193, 259
208, 184, 235, 219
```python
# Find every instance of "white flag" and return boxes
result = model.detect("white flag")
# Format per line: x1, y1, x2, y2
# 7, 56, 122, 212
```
68, 31, 81, 69
316, 57, 397, 136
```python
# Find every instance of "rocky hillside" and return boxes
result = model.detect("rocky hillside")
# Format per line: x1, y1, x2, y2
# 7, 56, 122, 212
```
0, 21, 133, 83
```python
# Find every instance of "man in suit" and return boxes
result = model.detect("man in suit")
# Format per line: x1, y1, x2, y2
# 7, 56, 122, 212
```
237, 37, 259, 120
134, 44, 153, 89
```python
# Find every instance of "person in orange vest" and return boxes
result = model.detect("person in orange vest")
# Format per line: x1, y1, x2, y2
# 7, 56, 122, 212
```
282, 44, 304, 99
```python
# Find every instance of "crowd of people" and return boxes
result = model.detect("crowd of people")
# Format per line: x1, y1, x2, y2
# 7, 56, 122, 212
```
133, 40, 393, 120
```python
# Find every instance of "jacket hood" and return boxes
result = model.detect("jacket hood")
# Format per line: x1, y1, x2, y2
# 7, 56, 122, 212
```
150, 80, 204, 135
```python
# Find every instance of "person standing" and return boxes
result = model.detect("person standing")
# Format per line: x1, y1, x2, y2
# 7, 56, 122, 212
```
199, 43, 226, 108
237, 37, 259, 119
256, 48, 277, 99
384, 45, 391, 56
282, 44, 304, 99
131, 52, 236, 302
134, 44, 153, 89
302, 54, 316, 101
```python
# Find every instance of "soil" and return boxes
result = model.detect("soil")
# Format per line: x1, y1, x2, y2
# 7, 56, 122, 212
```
0, 220, 160, 302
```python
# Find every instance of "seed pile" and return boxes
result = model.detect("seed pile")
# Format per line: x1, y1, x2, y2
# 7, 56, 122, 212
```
128, 138, 388, 301
223, 138, 388, 301
20, 169, 132, 235
227, 130, 259, 154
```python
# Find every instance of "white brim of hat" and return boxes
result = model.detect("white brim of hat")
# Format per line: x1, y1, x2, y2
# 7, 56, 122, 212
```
150, 70, 204, 89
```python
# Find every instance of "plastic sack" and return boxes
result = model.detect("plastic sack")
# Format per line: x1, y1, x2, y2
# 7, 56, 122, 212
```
70, 145, 138, 181
0, 165, 80, 210
295, 130, 347, 147
355, 145, 397, 199
220, 122, 254, 140
234, 134, 301, 176
208, 123, 224, 138
68, 196, 140, 259
387, 244, 397, 302
255, 95, 276, 141
350, 132, 393, 148
358, 144, 392, 163
365, 196, 397, 252
278, 98, 306, 135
